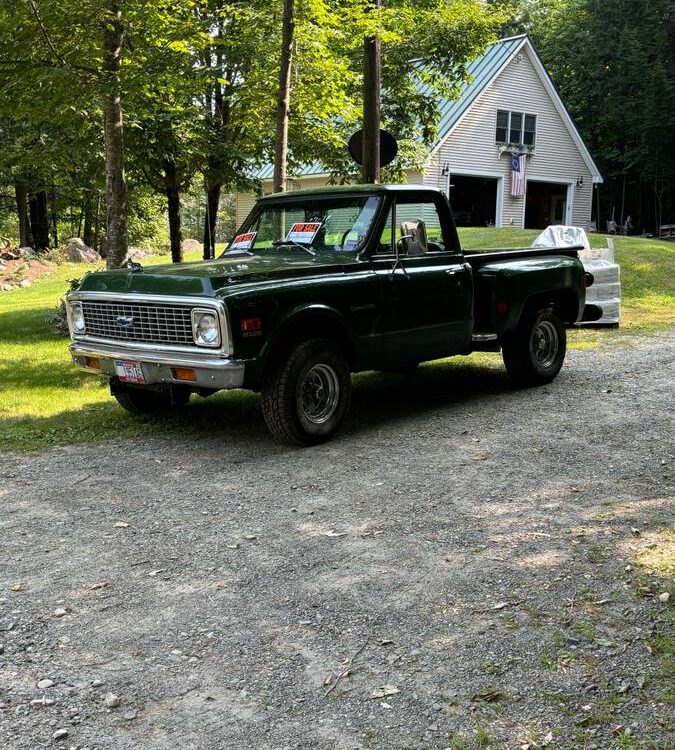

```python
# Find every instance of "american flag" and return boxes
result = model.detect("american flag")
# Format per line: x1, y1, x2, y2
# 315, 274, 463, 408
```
511, 154, 526, 196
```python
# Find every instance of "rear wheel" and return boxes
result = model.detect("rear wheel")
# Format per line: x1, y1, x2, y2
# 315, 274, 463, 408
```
501, 307, 566, 385
262, 338, 352, 445
113, 385, 190, 415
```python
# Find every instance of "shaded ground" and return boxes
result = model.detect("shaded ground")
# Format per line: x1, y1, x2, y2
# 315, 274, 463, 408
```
1, 331, 674, 750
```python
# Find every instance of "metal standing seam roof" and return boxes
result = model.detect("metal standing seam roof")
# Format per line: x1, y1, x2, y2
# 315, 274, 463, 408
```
423, 34, 526, 146
253, 161, 328, 180
251, 35, 527, 181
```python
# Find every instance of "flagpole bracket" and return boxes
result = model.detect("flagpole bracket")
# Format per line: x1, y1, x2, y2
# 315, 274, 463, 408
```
498, 143, 534, 158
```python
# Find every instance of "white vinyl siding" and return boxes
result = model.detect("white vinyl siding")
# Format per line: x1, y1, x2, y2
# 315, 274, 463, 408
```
235, 192, 259, 228
424, 47, 594, 228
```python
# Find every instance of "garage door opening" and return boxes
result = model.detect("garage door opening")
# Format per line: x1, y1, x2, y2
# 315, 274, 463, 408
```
525, 181, 569, 229
449, 175, 498, 227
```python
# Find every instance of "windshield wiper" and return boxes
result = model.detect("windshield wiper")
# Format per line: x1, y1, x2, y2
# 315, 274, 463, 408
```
271, 238, 316, 257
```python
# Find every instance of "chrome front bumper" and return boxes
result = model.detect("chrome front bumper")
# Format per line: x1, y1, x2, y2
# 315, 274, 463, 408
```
70, 341, 245, 390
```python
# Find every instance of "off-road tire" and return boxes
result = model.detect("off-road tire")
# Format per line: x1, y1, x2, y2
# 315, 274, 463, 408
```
262, 338, 352, 446
501, 307, 566, 386
114, 386, 190, 415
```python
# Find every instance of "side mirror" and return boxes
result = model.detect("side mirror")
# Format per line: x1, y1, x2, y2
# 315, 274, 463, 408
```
398, 220, 428, 256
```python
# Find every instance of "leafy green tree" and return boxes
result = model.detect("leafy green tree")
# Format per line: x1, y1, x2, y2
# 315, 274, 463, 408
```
123, 2, 208, 261
510, 0, 675, 232
275, 0, 504, 183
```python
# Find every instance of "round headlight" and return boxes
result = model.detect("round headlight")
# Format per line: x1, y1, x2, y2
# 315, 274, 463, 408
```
195, 312, 219, 345
71, 303, 86, 333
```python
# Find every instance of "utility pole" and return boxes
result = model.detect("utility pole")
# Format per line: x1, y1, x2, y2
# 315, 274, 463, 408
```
362, 0, 381, 184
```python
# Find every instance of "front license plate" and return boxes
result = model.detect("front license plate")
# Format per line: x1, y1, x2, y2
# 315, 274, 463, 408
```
114, 359, 145, 384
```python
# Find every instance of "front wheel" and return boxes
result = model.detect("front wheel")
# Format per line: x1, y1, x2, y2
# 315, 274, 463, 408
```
501, 308, 566, 385
262, 338, 352, 445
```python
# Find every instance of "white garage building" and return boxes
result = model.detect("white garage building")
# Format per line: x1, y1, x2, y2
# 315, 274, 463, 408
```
235, 34, 603, 230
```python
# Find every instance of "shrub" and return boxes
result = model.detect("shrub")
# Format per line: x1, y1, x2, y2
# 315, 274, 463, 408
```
46, 277, 82, 336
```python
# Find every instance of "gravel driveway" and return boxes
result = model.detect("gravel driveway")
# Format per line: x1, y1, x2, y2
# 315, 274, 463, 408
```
2, 331, 673, 750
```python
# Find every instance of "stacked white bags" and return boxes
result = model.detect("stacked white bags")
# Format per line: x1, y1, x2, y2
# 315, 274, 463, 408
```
531, 225, 621, 326
577, 246, 621, 326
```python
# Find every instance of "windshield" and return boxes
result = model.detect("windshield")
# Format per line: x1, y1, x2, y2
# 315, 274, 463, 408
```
224, 195, 381, 257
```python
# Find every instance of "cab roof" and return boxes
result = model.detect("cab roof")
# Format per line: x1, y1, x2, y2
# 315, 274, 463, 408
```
258, 184, 445, 201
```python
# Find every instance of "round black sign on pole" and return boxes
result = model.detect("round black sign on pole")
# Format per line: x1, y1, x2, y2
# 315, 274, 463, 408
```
348, 129, 398, 168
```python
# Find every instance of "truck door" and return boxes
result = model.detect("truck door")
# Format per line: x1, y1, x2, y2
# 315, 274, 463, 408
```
371, 194, 473, 365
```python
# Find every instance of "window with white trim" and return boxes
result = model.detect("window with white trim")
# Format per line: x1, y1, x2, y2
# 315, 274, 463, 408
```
496, 110, 537, 147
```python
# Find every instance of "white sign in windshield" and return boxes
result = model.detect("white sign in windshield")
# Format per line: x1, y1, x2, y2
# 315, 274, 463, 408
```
230, 232, 257, 251
285, 222, 322, 245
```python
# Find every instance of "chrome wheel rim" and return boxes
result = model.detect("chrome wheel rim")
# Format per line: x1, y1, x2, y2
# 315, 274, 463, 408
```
298, 364, 340, 425
532, 320, 559, 368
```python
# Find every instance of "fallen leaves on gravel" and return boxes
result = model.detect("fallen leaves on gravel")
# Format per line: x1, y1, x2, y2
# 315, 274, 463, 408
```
370, 685, 400, 699
470, 687, 506, 703
473, 600, 524, 614
520, 730, 553, 750
113, 521, 129, 529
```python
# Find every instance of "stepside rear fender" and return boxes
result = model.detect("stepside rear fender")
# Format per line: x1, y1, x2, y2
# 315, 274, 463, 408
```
474, 255, 585, 337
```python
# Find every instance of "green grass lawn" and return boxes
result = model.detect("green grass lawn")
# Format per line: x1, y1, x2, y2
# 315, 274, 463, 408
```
1, 231, 673, 452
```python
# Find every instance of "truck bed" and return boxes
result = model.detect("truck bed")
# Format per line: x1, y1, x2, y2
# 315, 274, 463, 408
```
464, 245, 583, 267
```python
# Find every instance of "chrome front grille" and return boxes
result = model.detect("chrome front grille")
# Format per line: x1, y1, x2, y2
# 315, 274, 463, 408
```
81, 300, 195, 347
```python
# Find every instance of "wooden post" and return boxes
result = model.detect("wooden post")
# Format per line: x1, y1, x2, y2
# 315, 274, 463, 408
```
362, 0, 381, 184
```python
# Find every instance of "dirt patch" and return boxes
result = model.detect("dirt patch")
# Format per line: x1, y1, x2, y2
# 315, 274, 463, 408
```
1, 331, 673, 749
0, 258, 52, 291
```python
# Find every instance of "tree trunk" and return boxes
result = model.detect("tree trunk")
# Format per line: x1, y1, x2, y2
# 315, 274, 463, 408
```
83, 195, 95, 247
49, 181, 58, 248
93, 192, 102, 251
203, 183, 220, 260
102, 0, 128, 268
273, 0, 295, 194
595, 184, 601, 235
28, 190, 50, 251
164, 160, 183, 263
14, 177, 32, 248
362, 0, 381, 184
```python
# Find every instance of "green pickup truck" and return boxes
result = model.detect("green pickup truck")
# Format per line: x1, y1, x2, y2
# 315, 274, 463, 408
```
67, 184, 593, 444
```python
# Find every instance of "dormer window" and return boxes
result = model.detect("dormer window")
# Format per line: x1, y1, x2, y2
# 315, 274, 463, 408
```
496, 110, 537, 147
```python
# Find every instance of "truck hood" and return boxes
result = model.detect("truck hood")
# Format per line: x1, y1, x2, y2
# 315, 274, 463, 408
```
77, 252, 360, 297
